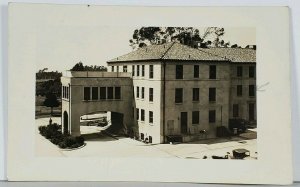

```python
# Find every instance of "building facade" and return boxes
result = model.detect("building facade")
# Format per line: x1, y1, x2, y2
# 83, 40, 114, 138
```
61, 42, 256, 144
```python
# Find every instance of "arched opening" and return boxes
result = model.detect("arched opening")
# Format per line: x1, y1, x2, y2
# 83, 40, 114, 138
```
63, 111, 68, 134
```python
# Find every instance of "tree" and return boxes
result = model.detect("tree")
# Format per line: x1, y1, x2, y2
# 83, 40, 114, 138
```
70, 62, 107, 72
129, 27, 231, 49
43, 93, 60, 116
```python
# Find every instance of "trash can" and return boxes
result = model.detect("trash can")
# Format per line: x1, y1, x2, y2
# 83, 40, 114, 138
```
233, 128, 238, 135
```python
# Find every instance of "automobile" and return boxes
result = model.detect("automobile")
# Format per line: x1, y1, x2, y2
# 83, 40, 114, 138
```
232, 148, 250, 159
228, 118, 249, 133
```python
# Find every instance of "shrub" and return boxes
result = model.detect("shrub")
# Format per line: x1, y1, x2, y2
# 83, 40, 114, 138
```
38, 122, 84, 149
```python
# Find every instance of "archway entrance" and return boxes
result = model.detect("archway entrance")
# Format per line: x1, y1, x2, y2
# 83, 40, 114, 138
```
63, 111, 68, 134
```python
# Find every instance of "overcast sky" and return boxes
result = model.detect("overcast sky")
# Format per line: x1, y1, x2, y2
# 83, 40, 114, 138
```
36, 26, 255, 72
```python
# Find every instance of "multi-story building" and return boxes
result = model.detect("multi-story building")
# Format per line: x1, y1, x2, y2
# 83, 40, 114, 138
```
61, 42, 256, 144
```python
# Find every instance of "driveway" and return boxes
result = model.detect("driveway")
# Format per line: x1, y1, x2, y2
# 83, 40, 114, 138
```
36, 117, 257, 159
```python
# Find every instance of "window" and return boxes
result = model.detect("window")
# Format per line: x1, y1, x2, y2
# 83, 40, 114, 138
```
149, 111, 153, 123
107, 87, 113, 99
209, 88, 216, 102
209, 65, 216, 79
137, 65, 140, 76
237, 85, 243, 96
249, 85, 255, 97
209, 110, 216, 123
237, 66, 243, 77
132, 65, 135, 76
111, 66, 114, 72
142, 65, 145, 77
100, 87, 106, 100
149, 136, 152, 143
192, 111, 200, 124
67, 87, 69, 99
136, 86, 139, 98
116, 66, 119, 72
123, 66, 127, 72
92, 87, 98, 100
141, 109, 145, 121
115, 87, 121, 99
141, 87, 145, 99
140, 133, 144, 140
193, 88, 199, 101
194, 65, 199, 78
175, 88, 183, 103
249, 66, 255, 78
149, 65, 154, 79
176, 65, 183, 79
149, 88, 153, 102
84, 87, 90, 101
136, 108, 139, 120
233, 104, 239, 117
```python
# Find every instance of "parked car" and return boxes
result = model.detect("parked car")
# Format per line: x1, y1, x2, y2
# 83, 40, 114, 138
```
228, 118, 249, 133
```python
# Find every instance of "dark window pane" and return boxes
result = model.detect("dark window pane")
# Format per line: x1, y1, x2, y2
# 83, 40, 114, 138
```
149, 111, 153, 123
92, 87, 98, 100
176, 65, 183, 79
141, 109, 145, 121
107, 87, 113, 99
249, 85, 255, 97
149, 65, 154, 79
141, 87, 144, 99
136, 86, 139, 98
137, 65, 140, 76
175, 88, 183, 103
192, 111, 199, 124
116, 66, 119, 72
115, 87, 121, 99
84, 87, 90, 100
67, 87, 69, 99
149, 136, 152, 143
233, 104, 239, 117
100, 87, 106, 100
209, 65, 216, 79
209, 110, 216, 123
132, 65, 135, 76
194, 65, 199, 78
209, 88, 216, 102
123, 66, 127, 72
193, 88, 199, 101
249, 66, 255, 78
149, 88, 153, 102
136, 108, 139, 120
237, 66, 243, 77
111, 66, 114, 72
237, 85, 243, 96
142, 65, 145, 77
140, 133, 144, 140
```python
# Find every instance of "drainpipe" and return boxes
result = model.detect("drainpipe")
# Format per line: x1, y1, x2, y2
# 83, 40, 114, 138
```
162, 61, 166, 143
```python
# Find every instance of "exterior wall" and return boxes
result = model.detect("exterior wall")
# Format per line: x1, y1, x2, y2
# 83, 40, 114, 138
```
61, 75, 134, 136
229, 64, 257, 121
108, 62, 162, 143
163, 62, 231, 140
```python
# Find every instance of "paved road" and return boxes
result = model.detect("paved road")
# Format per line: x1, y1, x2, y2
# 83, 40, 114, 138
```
35, 117, 257, 159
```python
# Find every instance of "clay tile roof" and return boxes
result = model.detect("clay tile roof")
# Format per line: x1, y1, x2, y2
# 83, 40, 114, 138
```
108, 42, 256, 63
201, 48, 256, 63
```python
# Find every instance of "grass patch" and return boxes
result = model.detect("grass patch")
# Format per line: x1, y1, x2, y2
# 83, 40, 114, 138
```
39, 123, 84, 149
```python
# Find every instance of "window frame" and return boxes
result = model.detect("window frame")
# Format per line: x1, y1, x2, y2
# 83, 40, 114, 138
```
209, 65, 216, 79
209, 87, 216, 102
149, 111, 153, 124
91, 87, 98, 100
194, 65, 199, 78
237, 85, 243, 97
176, 65, 183, 79
100, 87, 106, 100
249, 66, 255, 78
149, 88, 153, 102
249, 85, 255, 97
141, 109, 145, 122
209, 110, 216, 123
149, 65, 154, 79
175, 88, 183, 104
192, 111, 200, 124
237, 66, 243, 77
192, 88, 200, 102
83, 87, 91, 101
107, 87, 114, 99
115, 87, 121, 100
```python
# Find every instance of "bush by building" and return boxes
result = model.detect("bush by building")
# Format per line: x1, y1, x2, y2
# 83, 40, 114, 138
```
38, 123, 84, 149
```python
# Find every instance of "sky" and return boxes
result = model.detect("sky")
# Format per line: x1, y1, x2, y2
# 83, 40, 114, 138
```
36, 26, 255, 72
